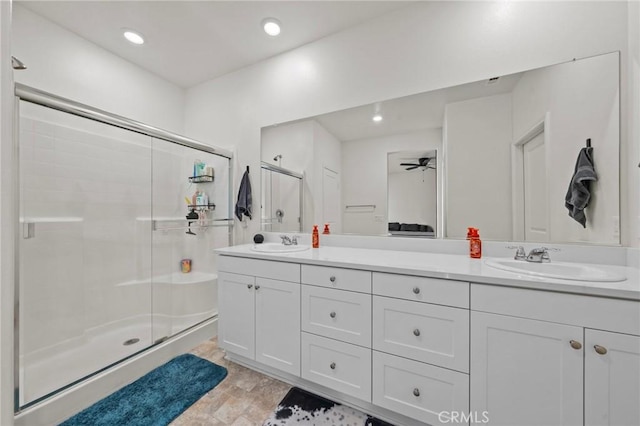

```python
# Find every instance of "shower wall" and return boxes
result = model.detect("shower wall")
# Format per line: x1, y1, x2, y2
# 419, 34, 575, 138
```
18, 101, 229, 407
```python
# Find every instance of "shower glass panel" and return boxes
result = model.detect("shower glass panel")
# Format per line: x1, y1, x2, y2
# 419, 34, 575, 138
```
260, 165, 302, 232
151, 139, 231, 342
18, 102, 153, 406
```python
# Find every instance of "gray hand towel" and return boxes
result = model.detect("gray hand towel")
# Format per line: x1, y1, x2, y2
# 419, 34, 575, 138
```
564, 147, 597, 228
235, 169, 252, 221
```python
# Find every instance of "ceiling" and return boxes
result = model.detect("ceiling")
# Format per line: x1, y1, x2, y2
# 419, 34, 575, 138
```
313, 72, 523, 142
18, 1, 412, 88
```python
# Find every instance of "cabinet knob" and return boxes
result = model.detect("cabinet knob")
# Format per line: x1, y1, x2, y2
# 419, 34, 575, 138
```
255, 285, 260, 290
413, 329, 421, 337
330, 362, 336, 370
247, 284, 253, 289
329, 311, 336, 319
413, 388, 420, 397
594, 345, 608, 355
413, 287, 420, 294
569, 340, 582, 350
329, 276, 336, 283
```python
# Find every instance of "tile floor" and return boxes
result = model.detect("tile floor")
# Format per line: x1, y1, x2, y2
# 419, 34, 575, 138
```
170, 337, 292, 426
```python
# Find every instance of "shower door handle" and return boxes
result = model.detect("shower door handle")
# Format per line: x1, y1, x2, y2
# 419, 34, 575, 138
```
23, 222, 35, 239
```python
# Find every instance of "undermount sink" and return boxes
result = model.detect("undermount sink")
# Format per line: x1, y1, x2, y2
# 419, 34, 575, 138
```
485, 258, 626, 282
250, 243, 310, 253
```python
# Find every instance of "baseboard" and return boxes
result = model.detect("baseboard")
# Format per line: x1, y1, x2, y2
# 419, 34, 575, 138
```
225, 352, 426, 426
15, 318, 217, 426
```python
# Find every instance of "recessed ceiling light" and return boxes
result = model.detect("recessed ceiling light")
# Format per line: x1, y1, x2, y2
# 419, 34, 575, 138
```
262, 18, 281, 36
123, 30, 145, 45
372, 114, 383, 122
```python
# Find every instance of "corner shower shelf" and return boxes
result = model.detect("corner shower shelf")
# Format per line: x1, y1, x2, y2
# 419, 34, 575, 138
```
188, 203, 216, 211
188, 175, 214, 183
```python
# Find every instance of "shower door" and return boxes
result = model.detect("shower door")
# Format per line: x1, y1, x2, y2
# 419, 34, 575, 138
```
151, 139, 231, 342
260, 164, 302, 232
18, 102, 153, 407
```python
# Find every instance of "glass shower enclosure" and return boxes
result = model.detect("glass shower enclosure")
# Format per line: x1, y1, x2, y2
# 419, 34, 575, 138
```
15, 86, 232, 409
260, 162, 303, 232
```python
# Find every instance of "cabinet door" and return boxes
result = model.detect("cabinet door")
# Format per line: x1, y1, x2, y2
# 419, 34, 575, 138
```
471, 312, 583, 426
218, 272, 255, 359
585, 329, 640, 426
255, 277, 301, 376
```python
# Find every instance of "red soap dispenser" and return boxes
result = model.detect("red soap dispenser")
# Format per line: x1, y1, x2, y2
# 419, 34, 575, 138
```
323, 223, 330, 235
312, 225, 320, 248
468, 227, 482, 259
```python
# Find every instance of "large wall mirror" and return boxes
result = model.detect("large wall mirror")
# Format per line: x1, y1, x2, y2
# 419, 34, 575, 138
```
260, 52, 620, 245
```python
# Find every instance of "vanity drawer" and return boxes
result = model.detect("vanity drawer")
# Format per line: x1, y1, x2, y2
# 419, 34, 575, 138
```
218, 255, 300, 283
373, 296, 469, 373
302, 285, 371, 347
373, 351, 469, 426
301, 332, 371, 402
373, 272, 469, 308
302, 265, 371, 293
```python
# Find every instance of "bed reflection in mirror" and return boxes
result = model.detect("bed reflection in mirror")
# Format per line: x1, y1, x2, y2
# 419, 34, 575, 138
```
387, 150, 438, 238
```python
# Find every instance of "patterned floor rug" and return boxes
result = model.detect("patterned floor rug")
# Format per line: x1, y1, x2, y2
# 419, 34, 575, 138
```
263, 387, 394, 426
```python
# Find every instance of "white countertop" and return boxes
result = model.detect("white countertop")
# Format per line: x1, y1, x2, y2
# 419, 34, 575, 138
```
216, 244, 640, 301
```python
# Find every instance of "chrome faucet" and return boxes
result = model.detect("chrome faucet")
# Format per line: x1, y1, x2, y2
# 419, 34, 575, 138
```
526, 247, 552, 263
280, 235, 292, 245
507, 246, 526, 261
280, 235, 298, 246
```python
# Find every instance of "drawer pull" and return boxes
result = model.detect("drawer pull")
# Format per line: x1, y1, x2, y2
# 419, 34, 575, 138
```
255, 285, 261, 290
413, 286, 420, 294
247, 284, 253, 289
594, 345, 608, 355
329, 276, 336, 283
330, 362, 336, 370
413, 388, 421, 397
329, 311, 336, 319
569, 340, 582, 350
413, 329, 421, 337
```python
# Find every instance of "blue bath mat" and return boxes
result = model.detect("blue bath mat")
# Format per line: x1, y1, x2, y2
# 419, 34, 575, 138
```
59, 354, 227, 426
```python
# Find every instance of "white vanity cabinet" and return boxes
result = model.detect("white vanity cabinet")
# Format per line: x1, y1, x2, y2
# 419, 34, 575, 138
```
471, 284, 640, 426
470, 311, 584, 426
300, 265, 373, 401
372, 273, 471, 425
585, 330, 640, 426
217, 250, 639, 426
218, 257, 301, 376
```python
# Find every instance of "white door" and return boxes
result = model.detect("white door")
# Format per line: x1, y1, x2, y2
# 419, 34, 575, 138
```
322, 167, 341, 233
218, 272, 255, 359
471, 312, 583, 426
255, 277, 301, 376
523, 132, 549, 241
585, 329, 640, 426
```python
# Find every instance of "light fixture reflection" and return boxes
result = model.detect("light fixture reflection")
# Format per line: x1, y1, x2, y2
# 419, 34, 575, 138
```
123, 30, 145, 45
262, 18, 282, 36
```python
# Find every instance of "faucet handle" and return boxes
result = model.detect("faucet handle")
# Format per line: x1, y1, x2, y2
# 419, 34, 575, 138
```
506, 245, 526, 260
291, 235, 298, 245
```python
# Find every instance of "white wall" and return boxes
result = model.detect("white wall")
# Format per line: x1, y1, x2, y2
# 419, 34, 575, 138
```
512, 53, 619, 245
629, 0, 640, 250
445, 94, 512, 240
184, 1, 637, 246
12, 5, 185, 134
342, 129, 441, 235
312, 121, 342, 233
